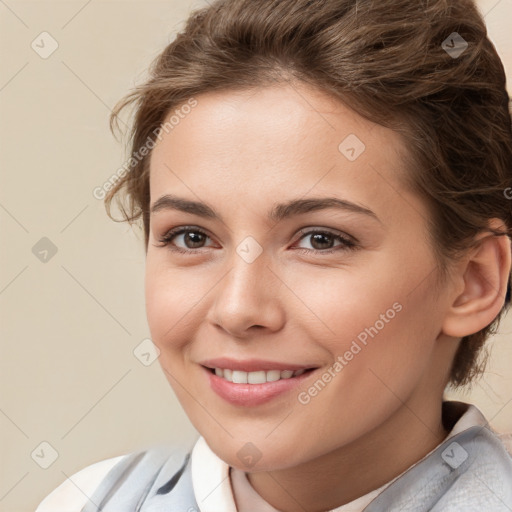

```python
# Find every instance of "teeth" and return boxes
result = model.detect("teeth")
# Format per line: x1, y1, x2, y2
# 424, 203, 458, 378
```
266, 370, 281, 382
232, 370, 248, 384
248, 371, 266, 384
212, 368, 308, 384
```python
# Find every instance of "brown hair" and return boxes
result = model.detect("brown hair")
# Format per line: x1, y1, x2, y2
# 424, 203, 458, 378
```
105, 0, 512, 388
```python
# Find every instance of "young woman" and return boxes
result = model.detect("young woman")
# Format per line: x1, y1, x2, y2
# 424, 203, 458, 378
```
36, 0, 512, 510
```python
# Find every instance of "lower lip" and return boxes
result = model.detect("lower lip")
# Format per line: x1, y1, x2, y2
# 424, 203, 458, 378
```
203, 366, 317, 406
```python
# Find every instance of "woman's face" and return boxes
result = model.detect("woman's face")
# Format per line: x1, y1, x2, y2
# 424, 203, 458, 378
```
145, 83, 457, 471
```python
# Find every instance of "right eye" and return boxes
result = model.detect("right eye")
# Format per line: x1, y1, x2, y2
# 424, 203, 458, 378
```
156, 226, 215, 254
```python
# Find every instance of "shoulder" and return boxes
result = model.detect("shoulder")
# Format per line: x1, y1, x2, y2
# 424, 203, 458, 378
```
430, 425, 512, 511
365, 424, 512, 512
35, 442, 196, 512
35, 454, 128, 512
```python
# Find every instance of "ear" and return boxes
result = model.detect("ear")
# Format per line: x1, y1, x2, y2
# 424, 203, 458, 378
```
442, 218, 511, 338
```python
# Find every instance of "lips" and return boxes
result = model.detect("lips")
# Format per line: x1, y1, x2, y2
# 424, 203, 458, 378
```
200, 358, 320, 406
200, 357, 317, 372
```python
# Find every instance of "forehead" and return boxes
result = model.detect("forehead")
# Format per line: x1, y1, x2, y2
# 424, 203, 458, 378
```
151, 82, 402, 164
148, 83, 422, 223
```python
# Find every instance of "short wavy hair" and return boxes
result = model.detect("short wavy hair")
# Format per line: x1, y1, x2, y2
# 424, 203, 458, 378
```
105, 0, 512, 388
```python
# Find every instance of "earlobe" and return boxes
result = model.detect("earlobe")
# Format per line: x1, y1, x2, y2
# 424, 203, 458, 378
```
442, 219, 511, 338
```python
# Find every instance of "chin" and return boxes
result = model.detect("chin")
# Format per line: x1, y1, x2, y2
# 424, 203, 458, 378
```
204, 434, 306, 473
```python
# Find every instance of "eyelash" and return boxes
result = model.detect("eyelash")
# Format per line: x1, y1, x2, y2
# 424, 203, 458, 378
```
156, 226, 358, 256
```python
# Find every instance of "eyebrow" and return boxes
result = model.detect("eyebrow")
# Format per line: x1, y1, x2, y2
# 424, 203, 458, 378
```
150, 194, 380, 224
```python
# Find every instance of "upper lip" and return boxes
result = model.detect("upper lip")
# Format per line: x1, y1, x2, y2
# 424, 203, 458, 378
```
200, 357, 318, 372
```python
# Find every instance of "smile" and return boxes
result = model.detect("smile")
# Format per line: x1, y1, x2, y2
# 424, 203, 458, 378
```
203, 365, 318, 406
209, 367, 309, 384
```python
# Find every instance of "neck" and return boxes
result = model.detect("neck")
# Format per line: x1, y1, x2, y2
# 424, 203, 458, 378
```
247, 394, 449, 512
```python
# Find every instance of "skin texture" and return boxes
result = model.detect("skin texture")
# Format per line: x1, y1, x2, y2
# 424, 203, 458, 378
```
145, 82, 511, 511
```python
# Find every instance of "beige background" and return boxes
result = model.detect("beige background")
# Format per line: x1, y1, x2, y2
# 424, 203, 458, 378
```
1, 1, 511, 510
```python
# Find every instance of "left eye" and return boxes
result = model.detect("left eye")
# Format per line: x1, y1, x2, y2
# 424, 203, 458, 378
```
294, 229, 356, 254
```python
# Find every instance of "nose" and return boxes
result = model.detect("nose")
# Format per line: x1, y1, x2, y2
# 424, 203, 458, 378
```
207, 248, 286, 338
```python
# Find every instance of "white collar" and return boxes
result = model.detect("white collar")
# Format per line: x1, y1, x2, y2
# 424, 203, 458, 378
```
191, 435, 238, 512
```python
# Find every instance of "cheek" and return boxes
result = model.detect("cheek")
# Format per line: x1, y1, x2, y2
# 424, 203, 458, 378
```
144, 259, 201, 351
325, 287, 440, 409
144, 261, 206, 402
295, 257, 440, 389
278, 259, 401, 349
291, 295, 440, 449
